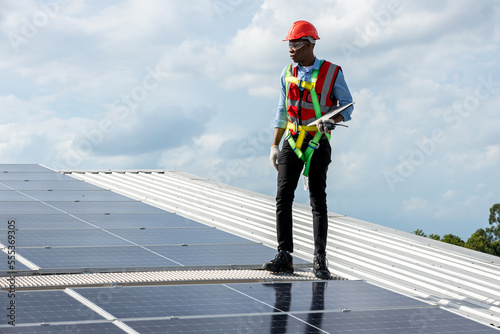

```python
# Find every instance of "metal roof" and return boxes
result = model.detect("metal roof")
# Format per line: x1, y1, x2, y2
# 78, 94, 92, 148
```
63, 168, 500, 329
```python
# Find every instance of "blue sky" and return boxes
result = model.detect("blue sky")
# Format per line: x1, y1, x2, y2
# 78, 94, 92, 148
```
1, 0, 499, 239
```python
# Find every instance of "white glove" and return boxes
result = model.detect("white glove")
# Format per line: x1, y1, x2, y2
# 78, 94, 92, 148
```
269, 146, 280, 171
317, 119, 336, 133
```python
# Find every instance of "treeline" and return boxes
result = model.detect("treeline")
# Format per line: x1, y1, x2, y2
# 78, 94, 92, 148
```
412, 203, 500, 257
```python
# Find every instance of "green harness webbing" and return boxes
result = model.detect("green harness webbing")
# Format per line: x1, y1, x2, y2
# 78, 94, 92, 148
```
284, 61, 330, 177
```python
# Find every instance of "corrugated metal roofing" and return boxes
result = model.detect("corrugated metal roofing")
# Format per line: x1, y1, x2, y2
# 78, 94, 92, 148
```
64, 169, 500, 329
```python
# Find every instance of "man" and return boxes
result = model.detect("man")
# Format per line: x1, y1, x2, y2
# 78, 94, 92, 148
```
263, 20, 354, 279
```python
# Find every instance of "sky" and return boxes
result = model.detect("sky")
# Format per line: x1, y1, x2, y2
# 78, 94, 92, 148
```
1, 0, 499, 240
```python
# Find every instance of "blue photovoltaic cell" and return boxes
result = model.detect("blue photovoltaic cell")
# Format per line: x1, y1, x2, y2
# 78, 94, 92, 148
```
0, 191, 35, 201
16, 246, 180, 269
0, 201, 60, 214
111, 227, 254, 245
45, 201, 166, 214
72, 213, 202, 228
0, 214, 93, 229
0, 290, 105, 324
22, 190, 135, 202
0, 229, 131, 247
148, 244, 296, 266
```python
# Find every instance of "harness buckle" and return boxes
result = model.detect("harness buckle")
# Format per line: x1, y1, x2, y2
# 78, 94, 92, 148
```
308, 141, 320, 150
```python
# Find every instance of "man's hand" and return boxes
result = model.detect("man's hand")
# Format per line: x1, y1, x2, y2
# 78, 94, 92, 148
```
269, 146, 280, 171
317, 119, 336, 133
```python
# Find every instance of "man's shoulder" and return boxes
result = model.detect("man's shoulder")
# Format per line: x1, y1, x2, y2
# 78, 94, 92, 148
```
319, 59, 340, 68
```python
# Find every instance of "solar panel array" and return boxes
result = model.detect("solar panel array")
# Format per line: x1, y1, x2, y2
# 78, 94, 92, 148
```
1, 281, 499, 333
1, 164, 498, 333
0, 164, 287, 274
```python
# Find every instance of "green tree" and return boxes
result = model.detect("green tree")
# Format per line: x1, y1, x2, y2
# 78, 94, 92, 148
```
412, 203, 500, 257
412, 229, 427, 237
488, 203, 500, 240
466, 229, 496, 255
441, 234, 465, 247
492, 241, 500, 256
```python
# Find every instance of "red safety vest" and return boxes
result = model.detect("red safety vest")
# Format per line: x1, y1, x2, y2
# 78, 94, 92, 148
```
286, 60, 341, 136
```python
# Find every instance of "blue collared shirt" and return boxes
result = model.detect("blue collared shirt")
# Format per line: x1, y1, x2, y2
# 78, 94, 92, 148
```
274, 57, 353, 129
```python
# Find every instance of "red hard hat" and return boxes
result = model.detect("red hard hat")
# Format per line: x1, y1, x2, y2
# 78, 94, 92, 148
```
283, 20, 320, 41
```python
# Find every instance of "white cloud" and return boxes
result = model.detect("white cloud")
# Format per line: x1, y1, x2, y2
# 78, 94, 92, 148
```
443, 190, 455, 198
445, 145, 500, 171
0, 0, 498, 240
402, 196, 429, 213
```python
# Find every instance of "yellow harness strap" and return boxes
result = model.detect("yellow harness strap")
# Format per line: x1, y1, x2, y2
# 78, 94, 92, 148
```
286, 122, 317, 150
284, 76, 316, 91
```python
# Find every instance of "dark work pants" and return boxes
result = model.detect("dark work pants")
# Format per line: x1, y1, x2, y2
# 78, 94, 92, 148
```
276, 134, 331, 255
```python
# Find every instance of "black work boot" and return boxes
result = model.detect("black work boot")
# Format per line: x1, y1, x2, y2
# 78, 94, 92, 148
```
313, 253, 332, 280
263, 251, 294, 273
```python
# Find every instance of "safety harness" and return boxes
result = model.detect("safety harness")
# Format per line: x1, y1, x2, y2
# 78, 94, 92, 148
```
284, 60, 331, 177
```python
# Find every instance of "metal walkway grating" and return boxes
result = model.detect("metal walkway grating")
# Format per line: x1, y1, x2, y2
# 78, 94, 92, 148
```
0, 269, 345, 290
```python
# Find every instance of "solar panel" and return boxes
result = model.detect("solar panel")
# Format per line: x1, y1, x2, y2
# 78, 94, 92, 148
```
147, 244, 300, 266
0, 172, 75, 181
124, 316, 312, 334
71, 282, 500, 333
0, 259, 30, 272
292, 308, 499, 333
110, 227, 255, 245
0, 191, 35, 201
231, 280, 428, 310
73, 281, 425, 319
43, 201, 167, 214
0, 290, 105, 324
0, 201, 60, 214
0, 214, 95, 229
21, 190, 135, 202
74, 284, 272, 318
72, 213, 206, 228
15, 246, 181, 269
0, 180, 102, 191
0, 164, 53, 172
1, 229, 132, 247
